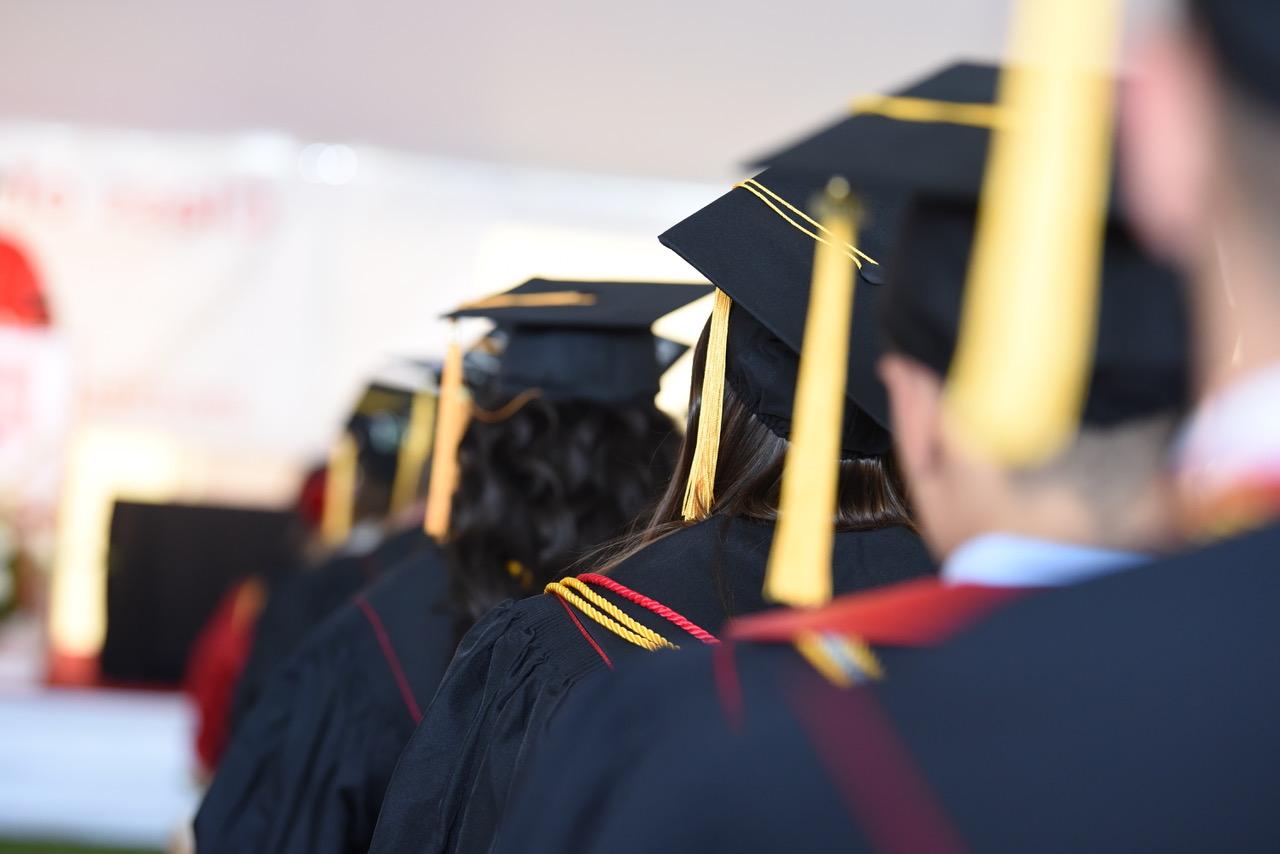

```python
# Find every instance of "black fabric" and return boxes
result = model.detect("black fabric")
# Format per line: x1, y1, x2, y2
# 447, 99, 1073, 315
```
753, 62, 999, 197
229, 525, 429, 733
493, 327, 670, 404
726, 308, 891, 457
497, 523, 1280, 852
1192, 0, 1280, 112
369, 516, 934, 854
100, 502, 296, 686
345, 383, 427, 483
754, 61, 1125, 213
195, 545, 457, 854
884, 197, 1190, 425
447, 279, 709, 405
659, 172, 901, 455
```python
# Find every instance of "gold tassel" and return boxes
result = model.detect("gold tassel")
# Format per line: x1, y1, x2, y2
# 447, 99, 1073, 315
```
389, 390, 437, 514
681, 289, 732, 521
764, 180, 859, 607
944, 0, 1121, 466
423, 328, 471, 539
321, 431, 359, 547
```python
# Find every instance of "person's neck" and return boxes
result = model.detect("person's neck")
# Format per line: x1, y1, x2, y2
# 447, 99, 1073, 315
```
948, 486, 1172, 558
1193, 211, 1280, 399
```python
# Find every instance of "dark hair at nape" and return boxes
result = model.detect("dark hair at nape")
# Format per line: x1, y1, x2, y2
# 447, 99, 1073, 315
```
443, 390, 680, 633
590, 321, 915, 574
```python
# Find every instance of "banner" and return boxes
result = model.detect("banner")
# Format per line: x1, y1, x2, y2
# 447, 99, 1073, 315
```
0, 123, 717, 658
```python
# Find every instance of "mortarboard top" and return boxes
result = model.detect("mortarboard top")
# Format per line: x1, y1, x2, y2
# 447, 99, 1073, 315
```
444, 278, 711, 405
1191, 0, 1280, 111
755, 62, 1000, 200
754, 61, 1127, 214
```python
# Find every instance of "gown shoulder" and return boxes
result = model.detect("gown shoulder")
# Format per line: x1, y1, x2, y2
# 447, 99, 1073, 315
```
498, 521, 1280, 852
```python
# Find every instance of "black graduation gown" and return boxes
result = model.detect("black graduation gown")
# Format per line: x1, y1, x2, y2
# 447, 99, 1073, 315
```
369, 515, 934, 853
229, 525, 429, 732
496, 521, 1280, 853
194, 543, 458, 854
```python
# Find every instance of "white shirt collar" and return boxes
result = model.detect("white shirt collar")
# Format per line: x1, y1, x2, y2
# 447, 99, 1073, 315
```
942, 533, 1147, 589
1178, 362, 1280, 497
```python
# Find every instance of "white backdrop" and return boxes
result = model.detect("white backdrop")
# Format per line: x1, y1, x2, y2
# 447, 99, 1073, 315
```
0, 123, 718, 656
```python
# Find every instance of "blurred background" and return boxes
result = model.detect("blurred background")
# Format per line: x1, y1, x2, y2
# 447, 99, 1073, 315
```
0, 1, 1171, 850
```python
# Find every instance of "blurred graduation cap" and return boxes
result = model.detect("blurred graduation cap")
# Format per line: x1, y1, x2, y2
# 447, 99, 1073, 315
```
746, 60, 1187, 428
323, 362, 439, 545
737, 0, 1134, 608
884, 197, 1189, 427
344, 362, 439, 482
446, 278, 710, 405
1191, 0, 1280, 110
423, 278, 710, 539
753, 60, 1134, 213
755, 62, 1002, 198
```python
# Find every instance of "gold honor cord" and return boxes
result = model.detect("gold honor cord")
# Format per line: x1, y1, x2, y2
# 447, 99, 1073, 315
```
451, 291, 597, 312
733, 179, 877, 268
944, 0, 1121, 466
389, 391, 438, 514
544, 580, 677, 651
423, 326, 471, 539
470, 388, 543, 424
850, 94, 1005, 129
681, 288, 732, 521
321, 431, 359, 547
764, 182, 859, 608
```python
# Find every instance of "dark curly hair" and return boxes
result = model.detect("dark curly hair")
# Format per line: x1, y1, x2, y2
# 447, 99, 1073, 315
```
593, 322, 915, 571
443, 391, 680, 627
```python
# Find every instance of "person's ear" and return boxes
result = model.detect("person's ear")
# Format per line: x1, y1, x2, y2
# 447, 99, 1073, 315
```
1120, 26, 1217, 264
878, 354, 944, 484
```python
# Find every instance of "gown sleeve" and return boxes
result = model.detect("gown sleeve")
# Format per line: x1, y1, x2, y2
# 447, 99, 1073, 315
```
371, 596, 591, 853
194, 611, 409, 854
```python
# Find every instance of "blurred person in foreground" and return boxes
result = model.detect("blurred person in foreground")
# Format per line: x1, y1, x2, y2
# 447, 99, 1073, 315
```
192, 279, 694, 854
1123, 0, 1280, 533
486, 56, 1228, 850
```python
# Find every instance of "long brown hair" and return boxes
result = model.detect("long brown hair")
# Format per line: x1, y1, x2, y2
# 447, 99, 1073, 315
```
590, 322, 914, 571
445, 393, 680, 628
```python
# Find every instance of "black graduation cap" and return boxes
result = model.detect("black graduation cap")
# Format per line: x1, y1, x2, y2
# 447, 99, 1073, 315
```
747, 59, 1188, 428
659, 171, 901, 458
754, 62, 999, 198
445, 278, 711, 405
885, 197, 1190, 426
1191, 0, 1280, 110
343, 363, 438, 482
754, 61, 1129, 213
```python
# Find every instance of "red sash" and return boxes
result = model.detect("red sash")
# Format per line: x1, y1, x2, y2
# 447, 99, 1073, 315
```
729, 577, 1031, 648
720, 580, 1030, 854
